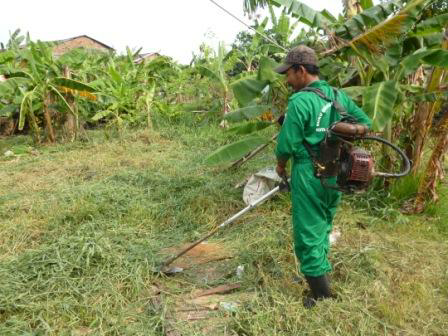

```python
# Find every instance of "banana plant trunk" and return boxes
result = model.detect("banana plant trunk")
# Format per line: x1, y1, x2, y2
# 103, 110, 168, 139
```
414, 108, 448, 212
63, 66, 77, 141
43, 92, 56, 142
220, 89, 230, 128
411, 29, 448, 174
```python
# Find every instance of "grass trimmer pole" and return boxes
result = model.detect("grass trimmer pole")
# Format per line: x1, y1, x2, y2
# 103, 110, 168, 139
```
158, 184, 282, 272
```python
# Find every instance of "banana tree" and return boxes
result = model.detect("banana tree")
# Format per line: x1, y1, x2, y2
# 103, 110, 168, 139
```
205, 56, 288, 165
2, 40, 96, 143
197, 42, 233, 123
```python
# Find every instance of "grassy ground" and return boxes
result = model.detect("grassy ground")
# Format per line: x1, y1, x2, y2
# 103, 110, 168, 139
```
0, 122, 447, 335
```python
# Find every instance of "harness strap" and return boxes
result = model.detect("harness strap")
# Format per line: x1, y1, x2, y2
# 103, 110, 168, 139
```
300, 87, 350, 119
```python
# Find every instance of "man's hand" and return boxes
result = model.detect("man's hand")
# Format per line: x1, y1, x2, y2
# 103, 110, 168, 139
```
276, 161, 287, 178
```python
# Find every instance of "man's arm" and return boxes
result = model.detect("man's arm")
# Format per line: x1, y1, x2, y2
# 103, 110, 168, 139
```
343, 93, 372, 129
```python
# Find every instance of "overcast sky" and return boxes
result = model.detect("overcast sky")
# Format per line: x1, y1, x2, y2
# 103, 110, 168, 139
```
0, 0, 348, 64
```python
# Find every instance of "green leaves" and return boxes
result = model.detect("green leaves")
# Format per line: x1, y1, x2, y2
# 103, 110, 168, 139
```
204, 135, 268, 165
398, 49, 448, 79
341, 86, 365, 100
271, 0, 334, 29
0, 50, 14, 65
49, 85, 75, 116
231, 76, 268, 107
52, 78, 97, 93
227, 121, 273, 135
18, 90, 34, 130
362, 80, 398, 131
335, 2, 398, 40
0, 105, 17, 117
257, 56, 280, 82
421, 50, 448, 67
414, 13, 448, 36
92, 110, 113, 121
224, 104, 271, 122
359, 0, 374, 10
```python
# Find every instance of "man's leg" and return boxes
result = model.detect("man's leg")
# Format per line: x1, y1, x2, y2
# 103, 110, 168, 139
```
291, 163, 334, 307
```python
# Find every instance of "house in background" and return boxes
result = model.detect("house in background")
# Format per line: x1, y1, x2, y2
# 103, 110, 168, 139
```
51, 35, 114, 57
134, 52, 160, 64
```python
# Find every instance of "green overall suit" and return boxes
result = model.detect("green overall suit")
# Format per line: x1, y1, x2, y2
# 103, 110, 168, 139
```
275, 80, 372, 277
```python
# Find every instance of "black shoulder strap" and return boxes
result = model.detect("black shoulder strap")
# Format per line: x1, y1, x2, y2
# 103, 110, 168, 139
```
300, 87, 350, 119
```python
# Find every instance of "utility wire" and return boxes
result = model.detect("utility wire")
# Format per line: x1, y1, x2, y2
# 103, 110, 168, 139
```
207, 0, 288, 52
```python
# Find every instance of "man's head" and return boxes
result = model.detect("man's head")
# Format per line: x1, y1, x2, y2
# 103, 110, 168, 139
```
275, 45, 319, 91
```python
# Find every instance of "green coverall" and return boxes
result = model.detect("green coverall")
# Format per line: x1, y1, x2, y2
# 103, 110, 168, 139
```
275, 80, 372, 277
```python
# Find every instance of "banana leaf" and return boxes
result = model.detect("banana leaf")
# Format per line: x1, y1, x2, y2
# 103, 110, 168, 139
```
414, 13, 448, 35
257, 56, 280, 82
0, 105, 17, 117
335, 2, 398, 39
271, 0, 334, 29
341, 86, 365, 99
224, 104, 272, 122
360, 0, 374, 10
0, 51, 14, 64
18, 90, 34, 130
231, 76, 268, 107
49, 85, 75, 116
204, 135, 268, 165
362, 80, 398, 131
52, 78, 97, 92
227, 121, 273, 135
398, 49, 448, 78
92, 110, 113, 121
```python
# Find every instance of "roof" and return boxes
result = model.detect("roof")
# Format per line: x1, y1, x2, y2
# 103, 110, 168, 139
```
53, 35, 115, 51
0, 35, 115, 52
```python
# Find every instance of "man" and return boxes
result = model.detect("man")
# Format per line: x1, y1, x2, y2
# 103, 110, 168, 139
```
274, 45, 372, 308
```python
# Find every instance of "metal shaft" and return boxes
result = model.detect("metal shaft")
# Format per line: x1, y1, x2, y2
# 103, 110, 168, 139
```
160, 185, 281, 269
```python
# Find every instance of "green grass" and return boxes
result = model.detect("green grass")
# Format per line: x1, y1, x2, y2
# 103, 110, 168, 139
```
0, 125, 447, 335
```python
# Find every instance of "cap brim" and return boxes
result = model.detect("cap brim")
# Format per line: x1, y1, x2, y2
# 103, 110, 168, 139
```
275, 63, 292, 74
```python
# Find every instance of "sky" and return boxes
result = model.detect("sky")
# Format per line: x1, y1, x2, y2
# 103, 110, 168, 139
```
0, 0, 346, 64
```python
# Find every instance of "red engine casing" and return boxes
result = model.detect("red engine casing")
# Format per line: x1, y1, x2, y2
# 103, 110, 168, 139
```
347, 148, 374, 182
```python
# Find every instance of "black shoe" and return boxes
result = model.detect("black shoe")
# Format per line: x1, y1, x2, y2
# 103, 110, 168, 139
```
303, 274, 333, 308
302, 293, 317, 309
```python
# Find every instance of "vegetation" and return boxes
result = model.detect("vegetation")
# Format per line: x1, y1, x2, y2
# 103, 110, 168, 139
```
0, 0, 447, 334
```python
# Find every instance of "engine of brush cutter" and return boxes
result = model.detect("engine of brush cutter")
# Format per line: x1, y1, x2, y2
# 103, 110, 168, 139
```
306, 121, 376, 192
337, 146, 374, 191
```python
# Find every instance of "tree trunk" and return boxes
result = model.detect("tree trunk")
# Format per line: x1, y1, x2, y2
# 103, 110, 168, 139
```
63, 66, 77, 142
43, 93, 56, 142
219, 89, 230, 128
410, 30, 448, 174
414, 110, 448, 212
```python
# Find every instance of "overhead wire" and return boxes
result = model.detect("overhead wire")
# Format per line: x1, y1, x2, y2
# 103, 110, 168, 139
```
207, 0, 288, 52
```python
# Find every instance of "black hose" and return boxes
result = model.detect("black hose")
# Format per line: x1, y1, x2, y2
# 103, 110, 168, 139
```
360, 135, 411, 178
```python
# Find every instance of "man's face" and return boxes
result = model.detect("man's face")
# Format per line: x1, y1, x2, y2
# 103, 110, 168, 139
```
285, 66, 306, 92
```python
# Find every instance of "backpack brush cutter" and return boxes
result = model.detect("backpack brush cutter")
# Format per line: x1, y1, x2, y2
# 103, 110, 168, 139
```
304, 120, 411, 193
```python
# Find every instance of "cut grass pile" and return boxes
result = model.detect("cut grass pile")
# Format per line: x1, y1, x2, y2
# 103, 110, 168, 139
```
0, 124, 447, 335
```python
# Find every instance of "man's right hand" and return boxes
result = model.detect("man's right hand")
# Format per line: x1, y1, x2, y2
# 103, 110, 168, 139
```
276, 163, 287, 178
